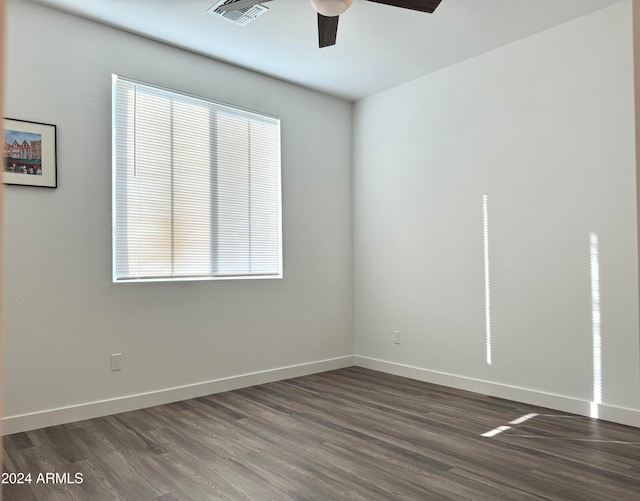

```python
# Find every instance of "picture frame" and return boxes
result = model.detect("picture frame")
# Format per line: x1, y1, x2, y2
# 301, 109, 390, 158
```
3, 118, 57, 188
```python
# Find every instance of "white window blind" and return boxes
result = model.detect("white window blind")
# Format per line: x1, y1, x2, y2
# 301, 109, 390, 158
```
112, 75, 282, 282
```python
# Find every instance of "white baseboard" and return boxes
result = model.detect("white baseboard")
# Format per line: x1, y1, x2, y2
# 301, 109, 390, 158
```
2, 355, 355, 435
6, 354, 638, 435
355, 356, 640, 428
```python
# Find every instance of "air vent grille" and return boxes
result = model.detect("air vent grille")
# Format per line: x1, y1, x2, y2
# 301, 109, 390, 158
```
208, 0, 268, 27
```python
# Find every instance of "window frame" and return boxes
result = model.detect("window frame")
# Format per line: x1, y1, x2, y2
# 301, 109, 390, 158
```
111, 75, 283, 283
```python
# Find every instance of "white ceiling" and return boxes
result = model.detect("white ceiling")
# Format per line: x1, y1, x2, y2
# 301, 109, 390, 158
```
30, 0, 623, 101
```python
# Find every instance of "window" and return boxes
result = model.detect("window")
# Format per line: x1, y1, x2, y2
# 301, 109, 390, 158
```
112, 75, 282, 282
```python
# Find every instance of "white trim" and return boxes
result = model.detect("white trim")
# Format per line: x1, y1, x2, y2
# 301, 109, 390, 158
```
6, 355, 638, 435
354, 356, 640, 428
597, 402, 640, 427
2, 356, 355, 435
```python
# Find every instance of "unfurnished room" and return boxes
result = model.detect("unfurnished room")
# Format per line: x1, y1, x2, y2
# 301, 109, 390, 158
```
1, 0, 640, 499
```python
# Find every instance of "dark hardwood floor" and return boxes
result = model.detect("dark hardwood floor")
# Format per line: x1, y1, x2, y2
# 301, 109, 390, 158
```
3, 367, 640, 500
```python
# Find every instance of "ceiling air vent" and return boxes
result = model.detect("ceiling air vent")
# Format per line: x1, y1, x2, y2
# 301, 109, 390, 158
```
208, 0, 269, 27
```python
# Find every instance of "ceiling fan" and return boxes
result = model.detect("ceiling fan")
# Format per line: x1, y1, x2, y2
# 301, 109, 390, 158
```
217, 0, 443, 48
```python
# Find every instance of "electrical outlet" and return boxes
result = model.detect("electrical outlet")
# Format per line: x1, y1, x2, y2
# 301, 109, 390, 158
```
393, 330, 401, 345
111, 353, 123, 371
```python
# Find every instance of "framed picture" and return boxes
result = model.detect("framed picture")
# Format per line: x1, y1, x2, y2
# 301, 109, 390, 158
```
3, 118, 57, 188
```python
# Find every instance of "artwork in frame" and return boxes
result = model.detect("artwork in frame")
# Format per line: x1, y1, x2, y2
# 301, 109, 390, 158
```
3, 118, 57, 188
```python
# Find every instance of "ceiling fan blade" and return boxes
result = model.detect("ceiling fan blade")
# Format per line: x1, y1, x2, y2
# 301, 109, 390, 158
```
318, 13, 339, 48
365, 0, 442, 13
217, 0, 273, 13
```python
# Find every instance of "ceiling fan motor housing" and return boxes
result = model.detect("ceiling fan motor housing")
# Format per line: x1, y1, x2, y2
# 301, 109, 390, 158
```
311, 0, 353, 17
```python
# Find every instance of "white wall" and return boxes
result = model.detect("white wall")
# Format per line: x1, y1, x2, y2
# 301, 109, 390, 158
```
4, 0, 640, 434
2, 0, 353, 431
354, 1, 640, 425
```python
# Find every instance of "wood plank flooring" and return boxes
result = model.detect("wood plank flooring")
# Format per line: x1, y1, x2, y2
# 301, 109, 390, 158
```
3, 367, 640, 500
